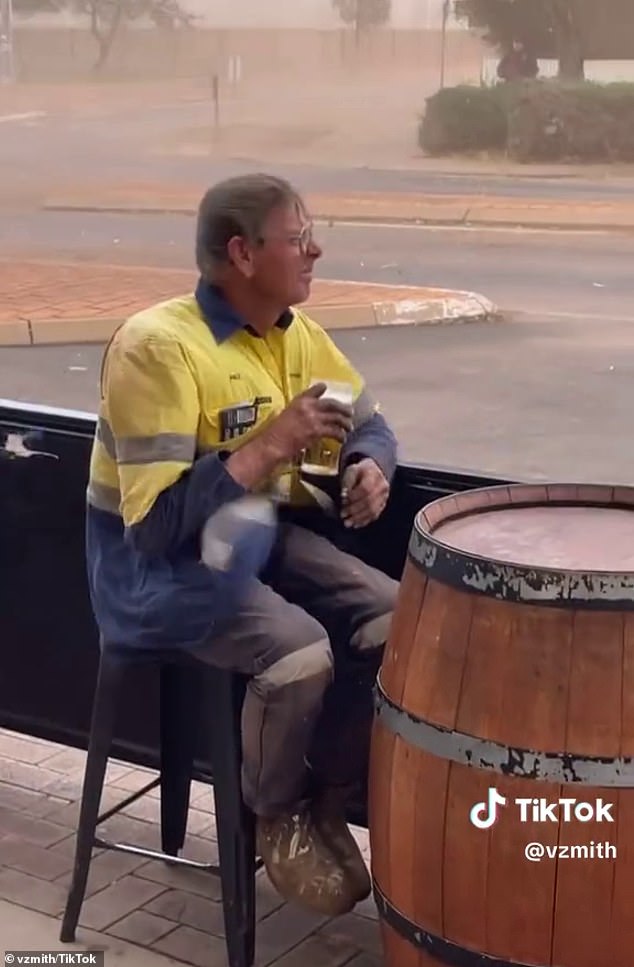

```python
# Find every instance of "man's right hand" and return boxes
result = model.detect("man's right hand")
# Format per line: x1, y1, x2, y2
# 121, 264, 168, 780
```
262, 382, 354, 463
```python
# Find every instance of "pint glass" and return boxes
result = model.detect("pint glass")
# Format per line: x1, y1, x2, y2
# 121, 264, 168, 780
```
300, 379, 354, 477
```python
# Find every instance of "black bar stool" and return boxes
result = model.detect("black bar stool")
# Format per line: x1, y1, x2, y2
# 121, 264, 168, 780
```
59, 643, 258, 967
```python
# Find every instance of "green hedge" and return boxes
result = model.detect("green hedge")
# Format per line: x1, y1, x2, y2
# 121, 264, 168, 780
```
419, 80, 634, 162
419, 85, 509, 155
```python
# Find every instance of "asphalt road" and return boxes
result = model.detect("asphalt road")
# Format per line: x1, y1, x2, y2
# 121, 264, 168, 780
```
1, 209, 633, 319
2, 314, 634, 486
4, 103, 634, 202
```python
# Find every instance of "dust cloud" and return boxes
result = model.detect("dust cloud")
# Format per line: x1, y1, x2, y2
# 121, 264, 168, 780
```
0, 0, 486, 191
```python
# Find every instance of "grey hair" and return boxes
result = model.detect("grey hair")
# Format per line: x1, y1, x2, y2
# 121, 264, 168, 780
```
195, 173, 303, 279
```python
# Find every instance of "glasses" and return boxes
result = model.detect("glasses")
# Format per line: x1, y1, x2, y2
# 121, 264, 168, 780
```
257, 223, 317, 255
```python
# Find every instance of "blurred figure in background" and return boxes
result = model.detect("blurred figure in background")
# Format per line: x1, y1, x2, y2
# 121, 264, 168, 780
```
498, 40, 539, 82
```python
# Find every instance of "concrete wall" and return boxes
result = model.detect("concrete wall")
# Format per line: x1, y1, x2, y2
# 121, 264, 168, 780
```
14, 0, 470, 31
182, 0, 467, 29
11, 26, 487, 82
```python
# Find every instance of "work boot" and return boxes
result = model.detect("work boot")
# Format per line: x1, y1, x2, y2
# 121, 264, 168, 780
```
256, 808, 359, 916
312, 787, 372, 904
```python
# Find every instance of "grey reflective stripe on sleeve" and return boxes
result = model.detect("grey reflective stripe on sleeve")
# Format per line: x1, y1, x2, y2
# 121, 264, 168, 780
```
96, 417, 116, 459
353, 388, 378, 428
115, 432, 196, 465
87, 481, 122, 515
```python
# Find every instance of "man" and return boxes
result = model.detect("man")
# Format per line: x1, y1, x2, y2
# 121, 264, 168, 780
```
85, 173, 399, 917
497, 40, 539, 82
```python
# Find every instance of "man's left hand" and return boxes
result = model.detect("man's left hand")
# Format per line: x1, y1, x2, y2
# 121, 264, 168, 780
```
340, 458, 389, 529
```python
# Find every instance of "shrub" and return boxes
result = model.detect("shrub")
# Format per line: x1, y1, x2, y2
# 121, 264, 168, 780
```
418, 84, 509, 155
418, 79, 634, 163
506, 80, 634, 162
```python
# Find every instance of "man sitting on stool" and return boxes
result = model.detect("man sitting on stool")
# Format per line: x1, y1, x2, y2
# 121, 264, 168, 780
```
85, 173, 399, 917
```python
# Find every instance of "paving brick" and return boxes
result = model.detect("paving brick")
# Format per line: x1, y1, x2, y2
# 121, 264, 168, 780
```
98, 813, 164, 851
184, 808, 216, 838
0, 867, 68, 916
133, 857, 224, 903
110, 767, 158, 795
0, 258, 455, 338
266, 933, 354, 967
106, 909, 176, 945
0, 783, 67, 818
252, 903, 329, 965
144, 888, 225, 935
0, 732, 61, 765
349, 827, 371, 867
345, 954, 383, 967
55, 845, 147, 896
47, 833, 87, 862
42, 785, 123, 827
119, 795, 162, 824
0, 758, 64, 794
77, 874, 167, 931
41, 774, 87, 801
0, 807, 70, 847
189, 780, 215, 814
0, 730, 61, 756
33, 746, 87, 773
152, 924, 230, 967
354, 894, 379, 921
177, 832, 220, 860
118, 796, 214, 838
0, 838, 73, 880
318, 914, 380, 955
253, 870, 287, 920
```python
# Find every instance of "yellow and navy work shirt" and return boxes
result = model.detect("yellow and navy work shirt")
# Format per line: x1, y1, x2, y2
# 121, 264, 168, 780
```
85, 281, 397, 651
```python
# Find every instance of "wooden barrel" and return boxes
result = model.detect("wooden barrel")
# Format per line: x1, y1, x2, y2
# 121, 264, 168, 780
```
369, 483, 634, 967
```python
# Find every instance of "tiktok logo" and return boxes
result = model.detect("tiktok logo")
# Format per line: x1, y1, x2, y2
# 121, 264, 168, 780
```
470, 788, 507, 829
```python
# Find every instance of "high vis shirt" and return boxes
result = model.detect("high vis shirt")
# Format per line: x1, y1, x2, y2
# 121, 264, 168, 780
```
85, 281, 397, 651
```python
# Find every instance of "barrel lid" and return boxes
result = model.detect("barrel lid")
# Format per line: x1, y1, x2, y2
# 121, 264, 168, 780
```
410, 482, 634, 608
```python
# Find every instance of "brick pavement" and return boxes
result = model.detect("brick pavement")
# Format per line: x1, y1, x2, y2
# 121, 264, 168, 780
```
0, 726, 381, 966
0, 259, 451, 324
0, 258, 492, 347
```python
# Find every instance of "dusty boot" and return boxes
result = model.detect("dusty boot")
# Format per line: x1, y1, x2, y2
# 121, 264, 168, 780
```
256, 808, 359, 916
312, 787, 371, 904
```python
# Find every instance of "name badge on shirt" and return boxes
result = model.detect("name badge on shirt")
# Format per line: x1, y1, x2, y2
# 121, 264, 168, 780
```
219, 397, 271, 442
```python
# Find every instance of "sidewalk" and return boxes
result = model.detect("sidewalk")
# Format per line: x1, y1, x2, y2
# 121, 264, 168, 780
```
0, 726, 380, 966
42, 183, 634, 232
0, 259, 499, 347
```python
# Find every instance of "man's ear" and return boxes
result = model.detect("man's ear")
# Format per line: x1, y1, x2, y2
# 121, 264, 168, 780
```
226, 235, 256, 279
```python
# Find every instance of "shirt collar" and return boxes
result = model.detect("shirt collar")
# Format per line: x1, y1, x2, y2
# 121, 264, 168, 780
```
195, 278, 294, 344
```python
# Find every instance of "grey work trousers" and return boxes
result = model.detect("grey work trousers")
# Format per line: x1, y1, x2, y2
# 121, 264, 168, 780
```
188, 520, 398, 818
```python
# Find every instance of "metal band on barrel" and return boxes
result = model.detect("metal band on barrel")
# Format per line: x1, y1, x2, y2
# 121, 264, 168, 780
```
408, 520, 634, 610
373, 880, 539, 967
374, 677, 634, 786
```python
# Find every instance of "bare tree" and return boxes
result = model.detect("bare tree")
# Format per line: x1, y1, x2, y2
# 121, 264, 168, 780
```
14, 0, 196, 72
332, 0, 391, 47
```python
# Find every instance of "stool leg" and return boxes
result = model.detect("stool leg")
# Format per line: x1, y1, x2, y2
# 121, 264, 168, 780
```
60, 654, 123, 942
208, 672, 256, 967
159, 662, 199, 856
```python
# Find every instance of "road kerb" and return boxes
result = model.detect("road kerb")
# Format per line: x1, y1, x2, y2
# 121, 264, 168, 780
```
373, 290, 498, 326
41, 190, 634, 232
0, 320, 32, 346
0, 290, 500, 348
